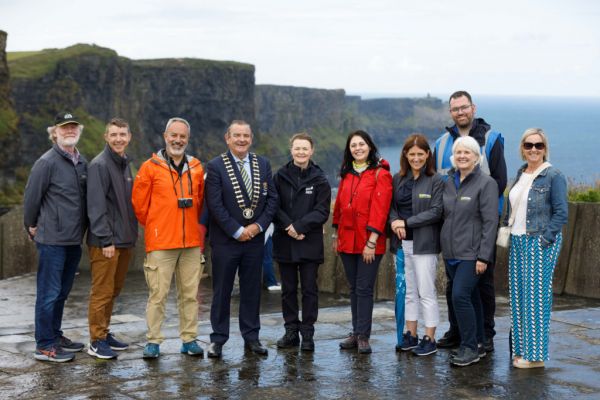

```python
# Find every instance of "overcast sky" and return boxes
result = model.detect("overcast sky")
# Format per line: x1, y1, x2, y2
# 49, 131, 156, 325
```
2, 0, 599, 97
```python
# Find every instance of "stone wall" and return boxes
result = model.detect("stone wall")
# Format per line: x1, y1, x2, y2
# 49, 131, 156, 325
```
3, 203, 600, 300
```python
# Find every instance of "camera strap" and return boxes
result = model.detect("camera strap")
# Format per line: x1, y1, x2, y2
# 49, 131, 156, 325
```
221, 152, 260, 219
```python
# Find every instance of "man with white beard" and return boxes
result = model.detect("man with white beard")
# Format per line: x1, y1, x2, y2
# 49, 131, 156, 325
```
132, 117, 206, 359
24, 112, 88, 362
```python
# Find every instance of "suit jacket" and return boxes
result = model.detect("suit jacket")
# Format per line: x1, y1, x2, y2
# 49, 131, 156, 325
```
205, 151, 278, 246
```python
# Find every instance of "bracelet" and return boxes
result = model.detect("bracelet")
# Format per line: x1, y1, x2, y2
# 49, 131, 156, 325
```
365, 243, 375, 249
367, 240, 377, 246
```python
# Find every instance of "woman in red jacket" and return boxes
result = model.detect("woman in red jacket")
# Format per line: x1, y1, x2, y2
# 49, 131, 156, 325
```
333, 130, 393, 354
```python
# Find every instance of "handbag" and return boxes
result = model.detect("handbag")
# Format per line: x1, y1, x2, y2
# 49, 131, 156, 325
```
496, 162, 550, 249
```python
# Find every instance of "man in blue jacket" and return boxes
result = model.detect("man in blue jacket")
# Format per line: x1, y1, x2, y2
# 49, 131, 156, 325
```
24, 112, 88, 362
205, 120, 278, 358
434, 91, 507, 353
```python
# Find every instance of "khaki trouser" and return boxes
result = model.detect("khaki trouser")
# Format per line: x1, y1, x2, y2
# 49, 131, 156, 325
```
144, 247, 203, 343
88, 246, 133, 341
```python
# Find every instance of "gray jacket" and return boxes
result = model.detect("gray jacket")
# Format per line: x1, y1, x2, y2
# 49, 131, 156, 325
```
24, 144, 88, 245
389, 170, 443, 254
87, 145, 138, 248
441, 166, 498, 263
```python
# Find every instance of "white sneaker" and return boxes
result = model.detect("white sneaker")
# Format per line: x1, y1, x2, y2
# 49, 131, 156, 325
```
267, 284, 282, 292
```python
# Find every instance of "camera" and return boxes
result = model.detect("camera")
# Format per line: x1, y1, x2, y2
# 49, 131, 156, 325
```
178, 198, 193, 208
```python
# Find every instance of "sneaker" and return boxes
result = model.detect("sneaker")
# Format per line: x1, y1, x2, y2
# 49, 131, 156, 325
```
59, 336, 85, 352
450, 346, 480, 367
357, 335, 372, 354
143, 343, 160, 359
180, 340, 204, 356
339, 333, 358, 349
34, 346, 75, 363
106, 333, 129, 351
267, 284, 282, 292
412, 335, 437, 356
437, 330, 460, 348
88, 340, 118, 360
478, 343, 487, 359
399, 332, 418, 351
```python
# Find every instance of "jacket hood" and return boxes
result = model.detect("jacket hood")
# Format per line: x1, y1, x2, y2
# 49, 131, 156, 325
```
377, 158, 391, 171
277, 160, 327, 186
446, 118, 491, 147
153, 149, 200, 173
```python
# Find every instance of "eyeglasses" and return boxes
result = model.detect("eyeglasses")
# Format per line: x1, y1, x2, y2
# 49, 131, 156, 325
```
523, 142, 545, 150
449, 104, 472, 114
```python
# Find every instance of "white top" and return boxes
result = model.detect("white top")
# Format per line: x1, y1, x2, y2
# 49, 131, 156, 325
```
508, 172, 532, 235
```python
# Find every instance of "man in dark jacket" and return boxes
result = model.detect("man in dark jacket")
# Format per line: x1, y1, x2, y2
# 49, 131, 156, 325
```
24, 112, 88, 362
86, 118, 137, 359
433, 91, 507, 352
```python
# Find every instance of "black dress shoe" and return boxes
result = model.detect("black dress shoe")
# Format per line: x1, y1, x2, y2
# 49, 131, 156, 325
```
207, 342, 223, 358
437, 330, 460, 349
245, 340, 268, 356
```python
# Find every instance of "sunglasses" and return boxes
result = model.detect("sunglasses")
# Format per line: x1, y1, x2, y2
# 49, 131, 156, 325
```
523, 142, 545, 150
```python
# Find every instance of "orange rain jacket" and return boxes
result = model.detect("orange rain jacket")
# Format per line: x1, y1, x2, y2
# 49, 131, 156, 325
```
132, 150, 205, 252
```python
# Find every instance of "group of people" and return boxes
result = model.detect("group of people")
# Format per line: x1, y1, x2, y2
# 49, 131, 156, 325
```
23, 89, 567, 370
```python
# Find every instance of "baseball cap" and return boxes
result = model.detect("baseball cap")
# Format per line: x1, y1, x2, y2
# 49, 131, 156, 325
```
54, 112, 81, 126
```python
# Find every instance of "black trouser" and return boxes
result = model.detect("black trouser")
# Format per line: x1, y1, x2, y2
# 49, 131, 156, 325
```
340, 253, 382, 338
445, 262, 496, 340
209, 241, 264, 344
279, 261, 319, 332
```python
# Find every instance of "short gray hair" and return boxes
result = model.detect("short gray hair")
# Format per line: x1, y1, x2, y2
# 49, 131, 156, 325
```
450, 136, 481, 168
165, 117, 191, 134
46, 124, 84, 143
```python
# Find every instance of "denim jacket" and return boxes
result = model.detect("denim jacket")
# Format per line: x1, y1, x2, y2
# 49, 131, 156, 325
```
504, 164, 568, 245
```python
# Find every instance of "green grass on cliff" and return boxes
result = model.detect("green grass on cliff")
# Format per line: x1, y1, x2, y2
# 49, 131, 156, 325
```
8, 44, 118, 79
133, 58, 254, 71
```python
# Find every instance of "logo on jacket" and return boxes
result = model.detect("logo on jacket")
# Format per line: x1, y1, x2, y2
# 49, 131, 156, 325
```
305, 186, 314, 194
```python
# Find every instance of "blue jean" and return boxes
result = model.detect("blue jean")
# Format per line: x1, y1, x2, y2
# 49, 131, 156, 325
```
35, 243, 82, 349
262, 236, 278, 287
444, 259, 483, 352
340, 253, 382, 338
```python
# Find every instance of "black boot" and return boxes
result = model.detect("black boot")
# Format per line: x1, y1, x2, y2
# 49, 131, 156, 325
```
300, 327, 315, 352
277, 326, 300, 348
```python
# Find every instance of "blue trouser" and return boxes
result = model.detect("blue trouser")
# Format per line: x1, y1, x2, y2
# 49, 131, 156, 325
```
444, 259, 484, 352
340, 253, 382, 338
210, 240, 264, 344
34, 243, 82, 349
395, 249, 406, 346
262, 236, 278, 287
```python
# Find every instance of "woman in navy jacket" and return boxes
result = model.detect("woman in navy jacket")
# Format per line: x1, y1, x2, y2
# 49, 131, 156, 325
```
273, 133, 331, 352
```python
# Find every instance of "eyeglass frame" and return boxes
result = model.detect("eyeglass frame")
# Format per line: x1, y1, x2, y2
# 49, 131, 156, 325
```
449, 104, 473, 114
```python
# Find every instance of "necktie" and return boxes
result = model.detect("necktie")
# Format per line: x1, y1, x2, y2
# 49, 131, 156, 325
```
237, 160, 253, 197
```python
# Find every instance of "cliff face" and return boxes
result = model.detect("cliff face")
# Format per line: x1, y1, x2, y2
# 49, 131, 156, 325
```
0, 31, 20, 203
9, 44, 255, 170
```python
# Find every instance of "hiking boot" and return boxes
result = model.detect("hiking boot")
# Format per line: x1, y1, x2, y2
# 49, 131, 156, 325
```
180, 340, 204, 356
339, 333, 358, 350
106, 333, 129, 351
34, 346, 75, 363
399, 332, 418, 351
412, 335, 437, 356
143, 343, 160, 359
58, 336, 84, 352
300, 329, 315, 352
88, 340, 118, 360
357, 335, 372, 354
450, 346, 480, 367
437, 330, 460, 349
277, 327, 300, 348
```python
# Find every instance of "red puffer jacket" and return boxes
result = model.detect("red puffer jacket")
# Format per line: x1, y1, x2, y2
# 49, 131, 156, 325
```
333, 159, 393, 254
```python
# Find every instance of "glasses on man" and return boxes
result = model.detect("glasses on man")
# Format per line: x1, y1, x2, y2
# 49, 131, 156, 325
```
449, 104, 472, 114
523, 142, 545, 150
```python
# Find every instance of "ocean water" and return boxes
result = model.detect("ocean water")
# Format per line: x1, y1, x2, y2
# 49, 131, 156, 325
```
379, 96, 600, 185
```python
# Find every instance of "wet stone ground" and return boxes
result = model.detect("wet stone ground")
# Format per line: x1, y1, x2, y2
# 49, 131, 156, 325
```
0, 271, 599, 399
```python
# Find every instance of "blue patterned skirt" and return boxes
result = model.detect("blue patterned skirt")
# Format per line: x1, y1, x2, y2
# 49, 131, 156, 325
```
508, 233, 562, 361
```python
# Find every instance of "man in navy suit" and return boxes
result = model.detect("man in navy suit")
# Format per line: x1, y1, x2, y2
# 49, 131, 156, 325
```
205, 120, 278, 357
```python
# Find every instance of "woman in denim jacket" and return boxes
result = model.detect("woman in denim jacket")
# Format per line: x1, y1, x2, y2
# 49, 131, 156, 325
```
504, 128, 568, 369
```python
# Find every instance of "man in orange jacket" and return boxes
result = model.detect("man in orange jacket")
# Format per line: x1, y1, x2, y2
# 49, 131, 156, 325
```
132, 117, 205, 359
